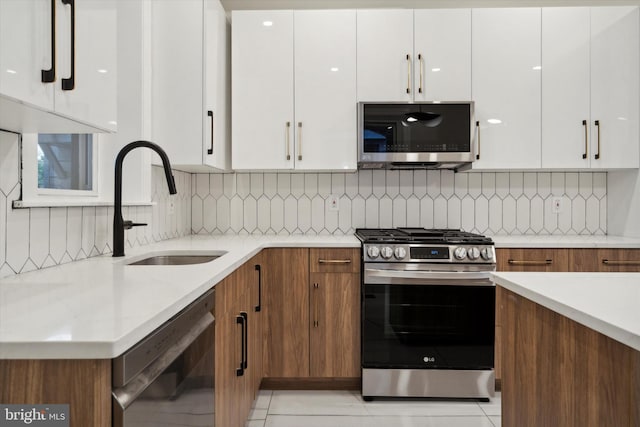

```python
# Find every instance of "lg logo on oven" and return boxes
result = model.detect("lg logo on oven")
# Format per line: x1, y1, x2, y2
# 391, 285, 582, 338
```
423, 356, 436, 363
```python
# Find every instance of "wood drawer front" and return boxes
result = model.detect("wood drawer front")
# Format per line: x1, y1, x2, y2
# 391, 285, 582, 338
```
310, 248, 360, 273
496, 248, 569, 272
569, 249, 640, 272
596, 249, 640, 272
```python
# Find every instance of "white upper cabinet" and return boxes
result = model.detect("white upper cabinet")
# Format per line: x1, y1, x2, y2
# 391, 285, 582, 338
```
542, 7, 639, 170
472, 8, 542, 170
294, 10, 357, 171
0, 0, 54, 111
204, 0, 231, 171
356, 10, 413, 102
152, 0, 230, 172
0, 0, 117, 133
590, 6, 639, 169
413, 9, 471, 101
541, 7, 591, 169
232, 10, 294, 170
232, 10, 357, 171
357, 9, 471, 102
54, 0, 117, 132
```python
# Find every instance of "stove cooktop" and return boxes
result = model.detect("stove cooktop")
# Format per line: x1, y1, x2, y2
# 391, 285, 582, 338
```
355, 228, 494, 245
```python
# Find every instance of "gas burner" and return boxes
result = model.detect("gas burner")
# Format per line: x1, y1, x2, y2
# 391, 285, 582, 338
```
355, 228, 493, 245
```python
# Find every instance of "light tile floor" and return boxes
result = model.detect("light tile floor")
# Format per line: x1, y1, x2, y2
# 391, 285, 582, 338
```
246, 390, 501, 427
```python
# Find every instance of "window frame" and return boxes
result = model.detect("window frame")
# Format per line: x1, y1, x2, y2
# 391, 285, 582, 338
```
21, 133, 101, 203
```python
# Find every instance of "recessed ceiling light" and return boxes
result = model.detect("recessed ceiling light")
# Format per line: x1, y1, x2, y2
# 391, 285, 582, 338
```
431, 68, 441, 72
487, 118, 502, 124
6, 69, 16, 74
330, 67, 339, 72
263, 21, 273, 27
532, 65, 542, 70
97, 69, 108, 74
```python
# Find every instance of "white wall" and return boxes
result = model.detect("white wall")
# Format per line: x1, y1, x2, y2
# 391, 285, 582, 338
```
608, 170, 640, 237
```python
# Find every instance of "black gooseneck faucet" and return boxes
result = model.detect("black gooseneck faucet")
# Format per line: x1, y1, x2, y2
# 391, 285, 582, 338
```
113, 140, 177, 257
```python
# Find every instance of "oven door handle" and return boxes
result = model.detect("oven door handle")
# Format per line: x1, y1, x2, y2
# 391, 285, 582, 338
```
364, 268, 493, 285
112, 312, 214, 410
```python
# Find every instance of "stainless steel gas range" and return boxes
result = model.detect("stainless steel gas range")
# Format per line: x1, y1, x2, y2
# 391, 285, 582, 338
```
355, 228, 496, 401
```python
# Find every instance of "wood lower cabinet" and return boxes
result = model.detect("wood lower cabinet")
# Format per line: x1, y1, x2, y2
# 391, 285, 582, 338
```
215, 253, 263, 427
495, 248, 570, 384
262, 248, 310, 377
495, 247, 640, 385
0, 359, 111, 427
570, 248, 640, 272
263, 247, 361, 383
501, 288, 640, 427
309, 249, 360, 378
496, 248, 569, 272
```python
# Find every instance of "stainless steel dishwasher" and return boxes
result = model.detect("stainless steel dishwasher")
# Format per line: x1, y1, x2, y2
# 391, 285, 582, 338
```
112, 289, 215, 427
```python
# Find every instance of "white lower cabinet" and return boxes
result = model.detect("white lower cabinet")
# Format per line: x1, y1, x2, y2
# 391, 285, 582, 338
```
151, 0, 230, 172
542, 6, 639, 170
232, 10, 357, 171
471, 8, 542, 170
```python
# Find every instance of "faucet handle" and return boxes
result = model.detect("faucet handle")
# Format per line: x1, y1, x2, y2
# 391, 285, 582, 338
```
123, 220, 148, 230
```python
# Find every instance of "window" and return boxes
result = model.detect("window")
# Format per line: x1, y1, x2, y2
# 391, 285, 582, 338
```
37, 134, 94, 191
20, 133, 100, 205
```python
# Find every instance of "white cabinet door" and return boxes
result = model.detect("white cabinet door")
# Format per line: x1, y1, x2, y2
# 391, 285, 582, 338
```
232, 10, 294, 170
472, 8, 542, 170
204, 0, 230, 170
152, 0, 204, 168
54, 0, 117, 131
356, 9, 413, 102
0, 0, 115, 133
0, 0, 54, 110
413, 9, 471, 101
590, 6, 639, 169
541, 7, 591, 169
294, 10, 356, 171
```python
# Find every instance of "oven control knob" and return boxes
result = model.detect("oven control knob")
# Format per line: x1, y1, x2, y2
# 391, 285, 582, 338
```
454, 247, 467, 260
467, 247, 480, 260
380, 246, 394, 259
394, 247, 407, 260
367, 246, 380, 259
481, 247, 494, 261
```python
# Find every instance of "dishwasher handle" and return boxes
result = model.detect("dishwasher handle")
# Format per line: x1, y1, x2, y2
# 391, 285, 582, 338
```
112, 312, 214, 410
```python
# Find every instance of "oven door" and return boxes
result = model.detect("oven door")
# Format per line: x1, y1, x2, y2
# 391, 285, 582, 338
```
362, 266, 495, 370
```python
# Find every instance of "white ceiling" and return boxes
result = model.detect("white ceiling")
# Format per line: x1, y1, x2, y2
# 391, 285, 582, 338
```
220, 0, 640, 11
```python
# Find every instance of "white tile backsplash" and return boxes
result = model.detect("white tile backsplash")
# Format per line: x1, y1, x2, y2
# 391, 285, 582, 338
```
0, 134, 191, 279
192, 171, 607, 237
0, 129, 611, 280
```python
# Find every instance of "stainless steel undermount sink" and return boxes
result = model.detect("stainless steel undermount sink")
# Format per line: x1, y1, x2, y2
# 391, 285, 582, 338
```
126, 251, 227, 266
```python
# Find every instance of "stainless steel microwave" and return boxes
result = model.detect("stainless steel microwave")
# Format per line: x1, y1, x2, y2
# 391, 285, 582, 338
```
358, 102, 476, 171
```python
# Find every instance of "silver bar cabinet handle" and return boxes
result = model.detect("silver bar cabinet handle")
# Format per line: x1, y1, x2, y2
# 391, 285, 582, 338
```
508, 259, 552, 266
582, 119, 588, 159
594, 120, 601, 160
297, 122, 302, 161
406, 54, 411, 94
285, 122, 291, 160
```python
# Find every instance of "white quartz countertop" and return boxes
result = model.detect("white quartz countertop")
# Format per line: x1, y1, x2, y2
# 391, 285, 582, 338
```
492, 271, 640, 352
492, 234, 640, 248
0, 235, 359, 359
